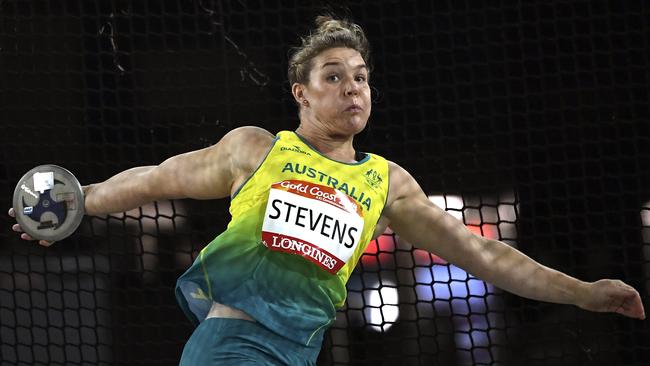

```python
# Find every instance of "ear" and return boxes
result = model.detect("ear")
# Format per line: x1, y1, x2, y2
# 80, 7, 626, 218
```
292, 83, 307, 106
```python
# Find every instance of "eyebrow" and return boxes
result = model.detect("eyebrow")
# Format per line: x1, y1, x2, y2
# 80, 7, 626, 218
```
321, 62, 367, 71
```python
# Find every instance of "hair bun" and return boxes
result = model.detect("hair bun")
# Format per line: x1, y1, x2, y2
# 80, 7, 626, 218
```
315, 15, 342, 32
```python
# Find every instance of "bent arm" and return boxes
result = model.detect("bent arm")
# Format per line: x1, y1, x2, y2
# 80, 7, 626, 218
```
84, 126, 274, 215
382, 162, 644, 318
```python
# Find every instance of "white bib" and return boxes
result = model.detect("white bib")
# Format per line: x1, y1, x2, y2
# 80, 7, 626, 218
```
261, 180, 365, 274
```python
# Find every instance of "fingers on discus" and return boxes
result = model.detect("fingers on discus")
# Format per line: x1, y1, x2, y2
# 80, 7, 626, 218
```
20, 232, 34, 241
8, 207, 15, 217
12, 223, 53, 245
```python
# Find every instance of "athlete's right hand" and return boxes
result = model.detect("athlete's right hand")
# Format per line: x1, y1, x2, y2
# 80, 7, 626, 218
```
8, 207, 54, 247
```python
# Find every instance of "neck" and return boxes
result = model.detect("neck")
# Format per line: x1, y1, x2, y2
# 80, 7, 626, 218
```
295, 124, 358, 163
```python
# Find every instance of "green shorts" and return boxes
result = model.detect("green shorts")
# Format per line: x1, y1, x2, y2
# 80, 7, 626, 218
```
179, 317, 321, 365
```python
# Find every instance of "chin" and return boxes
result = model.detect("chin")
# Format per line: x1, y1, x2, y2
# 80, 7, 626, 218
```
329, 121, 366, 139
339, 120, 367, 136
353, 123, 368, 135
351, 118, 369, 135
327, 114, 369, 137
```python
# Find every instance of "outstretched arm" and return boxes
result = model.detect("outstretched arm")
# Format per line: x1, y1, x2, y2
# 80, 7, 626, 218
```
381, 161, 645, 320
84, 126, 273, 215
10, 126, 275, 244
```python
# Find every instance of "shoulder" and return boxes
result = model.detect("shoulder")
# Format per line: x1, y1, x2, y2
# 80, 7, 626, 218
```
221, 126, 275, 161
371, 160, 429, 234
223, 126, 275, 146
387, 160, 417, 190
387, 160, 407, 176
221, 126, 276, 180
385, 160, 424, 209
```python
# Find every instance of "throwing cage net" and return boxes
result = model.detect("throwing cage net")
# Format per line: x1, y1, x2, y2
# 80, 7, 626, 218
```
1, 1, 649, 365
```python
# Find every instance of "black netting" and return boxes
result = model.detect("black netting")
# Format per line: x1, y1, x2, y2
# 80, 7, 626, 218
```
1, 1, 649, 365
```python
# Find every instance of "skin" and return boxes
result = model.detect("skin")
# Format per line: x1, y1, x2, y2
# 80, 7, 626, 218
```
9, 47, 645, 320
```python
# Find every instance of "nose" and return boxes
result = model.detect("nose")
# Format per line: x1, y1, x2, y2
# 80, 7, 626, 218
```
344, 79, 360, 97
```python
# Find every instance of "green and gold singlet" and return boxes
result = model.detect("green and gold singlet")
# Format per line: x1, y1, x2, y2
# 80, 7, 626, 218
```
175, 131, 389, 346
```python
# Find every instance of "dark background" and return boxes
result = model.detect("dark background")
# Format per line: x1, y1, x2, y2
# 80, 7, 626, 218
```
1, 0, 649, 365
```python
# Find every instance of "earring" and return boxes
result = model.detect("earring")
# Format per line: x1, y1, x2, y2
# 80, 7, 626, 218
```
302, 100, 309, 106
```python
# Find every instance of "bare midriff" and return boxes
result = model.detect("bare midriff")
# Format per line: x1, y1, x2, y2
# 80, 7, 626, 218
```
205, 301, 256, 322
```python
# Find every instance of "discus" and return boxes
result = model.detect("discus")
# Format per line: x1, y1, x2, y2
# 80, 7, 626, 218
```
12, 165, 85, 242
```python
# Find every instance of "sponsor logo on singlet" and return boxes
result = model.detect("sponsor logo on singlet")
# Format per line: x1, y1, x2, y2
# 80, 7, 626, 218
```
280, 145, 311, 156
261, 180, 364, 274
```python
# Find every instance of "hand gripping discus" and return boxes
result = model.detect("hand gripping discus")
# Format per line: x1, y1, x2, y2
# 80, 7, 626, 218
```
12, 165, 85, 242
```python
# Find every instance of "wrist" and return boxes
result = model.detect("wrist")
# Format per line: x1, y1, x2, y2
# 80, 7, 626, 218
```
81, 184, 96, 215
573, 280, 592, 309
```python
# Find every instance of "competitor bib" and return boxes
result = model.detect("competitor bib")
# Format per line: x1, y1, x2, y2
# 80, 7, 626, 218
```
261, 180, 365, 274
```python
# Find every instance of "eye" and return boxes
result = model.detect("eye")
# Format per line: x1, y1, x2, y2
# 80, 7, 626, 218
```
326, 74, 340, 82
355, 74, 368, 82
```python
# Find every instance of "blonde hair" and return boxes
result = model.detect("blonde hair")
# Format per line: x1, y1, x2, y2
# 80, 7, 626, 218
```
288, 15, 371, 86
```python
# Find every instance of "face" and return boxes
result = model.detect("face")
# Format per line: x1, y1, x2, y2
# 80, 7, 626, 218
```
295, 47, 371, 137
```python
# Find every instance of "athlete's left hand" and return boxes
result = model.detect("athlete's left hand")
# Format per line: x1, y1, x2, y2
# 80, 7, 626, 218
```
577, 279, 645, 320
